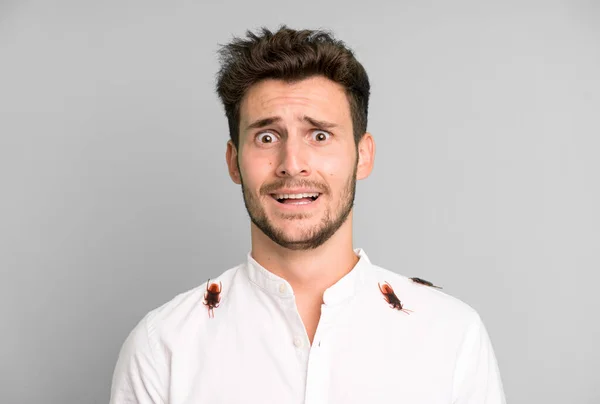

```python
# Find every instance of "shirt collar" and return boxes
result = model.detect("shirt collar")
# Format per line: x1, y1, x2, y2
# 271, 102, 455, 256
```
244, 248, 371, 306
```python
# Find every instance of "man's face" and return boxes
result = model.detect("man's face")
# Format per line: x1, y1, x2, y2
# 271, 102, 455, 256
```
227, 76, 369, 250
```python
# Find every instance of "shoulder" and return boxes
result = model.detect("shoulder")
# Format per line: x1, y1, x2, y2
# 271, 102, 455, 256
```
145, 264, 241, 333
113, 263, 241, 365
118, 263, 242, 362
367, 263, 481, 325
110, 265, 242, 402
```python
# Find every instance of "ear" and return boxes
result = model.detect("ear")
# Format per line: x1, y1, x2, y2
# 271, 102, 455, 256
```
356, 132, 375, 180
226, 140, 242, 184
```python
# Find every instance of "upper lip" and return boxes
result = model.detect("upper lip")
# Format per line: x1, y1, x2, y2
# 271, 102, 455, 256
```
269, 189, 322, 195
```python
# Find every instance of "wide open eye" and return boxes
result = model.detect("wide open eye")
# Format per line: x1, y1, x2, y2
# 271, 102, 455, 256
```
311, 130, 331, 142
256, 132, 279, 144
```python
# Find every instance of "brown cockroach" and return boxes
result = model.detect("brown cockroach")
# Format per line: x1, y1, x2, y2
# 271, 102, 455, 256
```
378, 281, 412, 314
202, 278, 222, 318
410, 277, 442, 289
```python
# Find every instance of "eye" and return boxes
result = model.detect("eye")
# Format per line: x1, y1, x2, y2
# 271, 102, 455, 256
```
256, 132, 278, 144
311, 130, 331, 142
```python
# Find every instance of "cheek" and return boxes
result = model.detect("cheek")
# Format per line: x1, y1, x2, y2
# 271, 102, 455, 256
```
324, 153, 356, 191
320, 155, 350, 179
239, 154, 274, 187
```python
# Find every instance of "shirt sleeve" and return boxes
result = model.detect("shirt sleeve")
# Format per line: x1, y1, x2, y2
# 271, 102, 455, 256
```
109, 311, 168, 404
451, 314, 506, 404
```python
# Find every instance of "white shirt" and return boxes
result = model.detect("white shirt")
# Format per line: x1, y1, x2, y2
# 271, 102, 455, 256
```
109, 248, 506, 404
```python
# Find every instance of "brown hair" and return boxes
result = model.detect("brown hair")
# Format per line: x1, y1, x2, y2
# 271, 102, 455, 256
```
215, 26, 370, 149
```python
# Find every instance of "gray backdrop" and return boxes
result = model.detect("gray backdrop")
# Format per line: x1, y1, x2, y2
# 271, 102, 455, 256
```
1, 1, 599, 403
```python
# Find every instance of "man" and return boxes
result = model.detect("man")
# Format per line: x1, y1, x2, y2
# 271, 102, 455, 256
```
109, 26, 506, 403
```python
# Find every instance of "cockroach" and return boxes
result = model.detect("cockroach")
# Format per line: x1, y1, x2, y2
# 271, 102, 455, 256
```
378, 281, 412, 314
202, 278, 222, 318
410, 277, 442, 289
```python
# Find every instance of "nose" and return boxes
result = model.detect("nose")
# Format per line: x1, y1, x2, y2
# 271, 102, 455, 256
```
275, 137, 311, 178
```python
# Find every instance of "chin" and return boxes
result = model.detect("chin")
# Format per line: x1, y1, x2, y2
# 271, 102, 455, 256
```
264, 220, 327, 248
274, 225, 315, 243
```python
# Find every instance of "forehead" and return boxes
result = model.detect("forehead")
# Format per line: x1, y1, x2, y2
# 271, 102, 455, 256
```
239, 76, 352, 127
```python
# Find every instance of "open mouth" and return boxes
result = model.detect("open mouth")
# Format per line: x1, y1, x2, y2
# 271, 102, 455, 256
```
270, 192, 321, 205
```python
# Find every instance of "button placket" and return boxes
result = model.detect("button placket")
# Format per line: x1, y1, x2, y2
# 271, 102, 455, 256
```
303, 307, 334, 404
293, 335, 304, 348
279, 292, 311, 369
304, 343, 328, 404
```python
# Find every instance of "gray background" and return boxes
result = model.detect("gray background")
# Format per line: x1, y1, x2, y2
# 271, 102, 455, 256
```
1, 0, 599, 403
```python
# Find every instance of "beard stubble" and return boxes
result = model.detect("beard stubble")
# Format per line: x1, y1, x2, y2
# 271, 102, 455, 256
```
238, 161, 358, 251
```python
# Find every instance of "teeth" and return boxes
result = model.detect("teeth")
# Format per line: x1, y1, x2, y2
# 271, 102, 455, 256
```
274, 192, 320, 200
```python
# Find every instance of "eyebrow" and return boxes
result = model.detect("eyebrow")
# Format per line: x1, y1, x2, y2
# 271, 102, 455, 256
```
246, 116, 282, 130
245, 115, 338, 130
302, 116, 338, 129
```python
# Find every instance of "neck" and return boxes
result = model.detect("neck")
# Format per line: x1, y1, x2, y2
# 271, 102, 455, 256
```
249, 216, 359, 298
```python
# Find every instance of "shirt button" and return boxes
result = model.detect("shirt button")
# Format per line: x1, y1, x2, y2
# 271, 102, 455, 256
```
278, 283, 286, 294
293, 336, 304, 348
